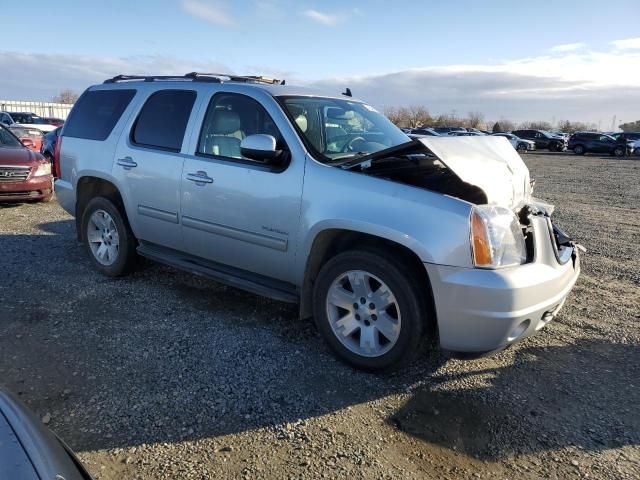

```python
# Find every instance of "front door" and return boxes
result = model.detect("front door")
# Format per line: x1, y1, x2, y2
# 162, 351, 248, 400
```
180, 92, 304, 283
113, 89, 197, 250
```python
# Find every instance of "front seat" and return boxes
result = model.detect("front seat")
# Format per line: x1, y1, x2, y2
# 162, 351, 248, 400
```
206, 110, 243, 158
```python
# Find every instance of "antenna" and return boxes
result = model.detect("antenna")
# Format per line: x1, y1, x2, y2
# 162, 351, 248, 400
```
342, 88, 352, 97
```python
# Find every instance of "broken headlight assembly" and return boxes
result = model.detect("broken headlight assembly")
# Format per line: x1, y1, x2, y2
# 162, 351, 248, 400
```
470, 205, 527, 268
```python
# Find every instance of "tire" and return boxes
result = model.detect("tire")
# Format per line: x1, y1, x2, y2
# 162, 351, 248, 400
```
40, 194, 54, 203
81, 196, 137, 277
573, 145, 585, 155
614, 146, 626, 157
312, 249, 428, 372
516, 144, 527, 153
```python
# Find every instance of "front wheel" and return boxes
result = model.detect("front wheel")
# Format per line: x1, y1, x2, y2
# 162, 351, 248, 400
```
614, 146, 626, 157
573, 145, 585, 155
312, 249, 428, 372
81, 196, 137, 277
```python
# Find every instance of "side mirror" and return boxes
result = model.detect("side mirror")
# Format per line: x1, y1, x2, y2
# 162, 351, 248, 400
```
21, 138, 35, 149
240, 134, 281, 162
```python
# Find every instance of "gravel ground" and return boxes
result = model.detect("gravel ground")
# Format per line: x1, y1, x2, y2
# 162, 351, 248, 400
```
1, 152, 638, 479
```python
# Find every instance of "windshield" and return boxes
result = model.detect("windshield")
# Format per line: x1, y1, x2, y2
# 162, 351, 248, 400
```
0, 126, 23, 147
279, 96, 409, 162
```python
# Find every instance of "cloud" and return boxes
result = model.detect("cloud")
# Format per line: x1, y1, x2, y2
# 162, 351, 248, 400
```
182, 0, 234, 26
0, 51, 231, 101
611, 37, 640, 50
1, 43, 638, 125
549, 42, 586, 53
308, 48, 640, 123
302, 9, 341, 26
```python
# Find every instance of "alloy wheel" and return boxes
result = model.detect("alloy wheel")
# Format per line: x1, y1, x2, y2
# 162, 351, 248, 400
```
87, 209, 120, 266
325, 270, 402, 357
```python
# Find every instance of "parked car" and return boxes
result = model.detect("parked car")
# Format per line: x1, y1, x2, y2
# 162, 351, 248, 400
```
9, 125, 44, 152
567, 132, 633, 156
41, 126, 62, 169
0, 124, 53, 202
0, 387, 93, 480
55, 73, 581, 371
511, 129, 567, 152
432, 126, 467, 135
410, 127, 440, 136
41, 116, 65, 127
0, 111, 58, 132
492, 133, 535, 153
610, 132, 640, 142
447, 131, 485, 136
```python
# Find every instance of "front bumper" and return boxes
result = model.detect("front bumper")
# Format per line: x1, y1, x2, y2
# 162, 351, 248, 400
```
0, 175, 53, 202
425, 215, 580, 353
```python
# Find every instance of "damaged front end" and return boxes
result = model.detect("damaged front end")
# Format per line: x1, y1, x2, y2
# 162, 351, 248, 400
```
341, 136, 581, 268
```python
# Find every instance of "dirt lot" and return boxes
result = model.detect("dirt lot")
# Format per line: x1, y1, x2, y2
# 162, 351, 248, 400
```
1, 153, 638, 479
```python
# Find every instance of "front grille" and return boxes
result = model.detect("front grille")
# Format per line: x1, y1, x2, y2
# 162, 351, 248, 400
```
0, 166, 31, 182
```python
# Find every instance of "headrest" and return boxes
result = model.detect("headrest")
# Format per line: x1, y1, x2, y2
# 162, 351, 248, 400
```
295, 114, 308, 133
212, 109, 241, 134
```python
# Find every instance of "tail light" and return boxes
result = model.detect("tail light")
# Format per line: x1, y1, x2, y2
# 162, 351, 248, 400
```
54, 136, 62, 178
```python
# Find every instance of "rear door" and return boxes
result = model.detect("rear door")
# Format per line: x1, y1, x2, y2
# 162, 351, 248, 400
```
112, 89, 197, 250
180, 90, 304, 283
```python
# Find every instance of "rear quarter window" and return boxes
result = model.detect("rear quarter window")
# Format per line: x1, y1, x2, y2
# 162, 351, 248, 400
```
64, 89, 136, 141
131, 89, 196, 152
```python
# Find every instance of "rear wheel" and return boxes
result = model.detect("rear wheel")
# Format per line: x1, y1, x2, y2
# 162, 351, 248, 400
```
81, 196, 137, 276
573, 145, 585, 155
312, 249, 428, 372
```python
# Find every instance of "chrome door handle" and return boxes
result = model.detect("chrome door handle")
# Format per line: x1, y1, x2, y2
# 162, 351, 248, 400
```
117, 157, 137, 169
186, 171, 214, 184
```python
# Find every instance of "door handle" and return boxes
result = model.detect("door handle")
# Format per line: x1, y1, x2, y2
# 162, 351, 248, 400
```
186, 171, 214, 184
117, 157, 137, 169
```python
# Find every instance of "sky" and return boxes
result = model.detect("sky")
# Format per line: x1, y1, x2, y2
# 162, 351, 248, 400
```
1, 0, 639, 127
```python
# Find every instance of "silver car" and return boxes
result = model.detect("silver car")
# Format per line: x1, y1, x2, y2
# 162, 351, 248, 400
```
55, 73, 581, 371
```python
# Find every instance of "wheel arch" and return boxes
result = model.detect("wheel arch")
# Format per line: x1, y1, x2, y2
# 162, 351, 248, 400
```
299, 228, 438, 337
75, 176, 127, 241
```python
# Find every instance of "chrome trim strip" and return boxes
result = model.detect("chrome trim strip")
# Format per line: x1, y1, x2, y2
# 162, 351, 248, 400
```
182, 216, 287, 252
137, 205, 178, 224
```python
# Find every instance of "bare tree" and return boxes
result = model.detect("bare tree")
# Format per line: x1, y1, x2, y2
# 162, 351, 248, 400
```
466, 111, 485, 129
618, 120, 640, 132
52, 89, 79, 104
519, 120, 554, 131
556, 120, 597, 134
384, 105, 431, 128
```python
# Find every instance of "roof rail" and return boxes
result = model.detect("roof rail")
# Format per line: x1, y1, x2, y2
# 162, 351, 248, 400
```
185, 72, 285, 85
103, 72, 285, 85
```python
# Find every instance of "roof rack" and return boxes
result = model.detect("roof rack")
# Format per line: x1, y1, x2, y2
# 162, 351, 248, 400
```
103, 72, 285, 85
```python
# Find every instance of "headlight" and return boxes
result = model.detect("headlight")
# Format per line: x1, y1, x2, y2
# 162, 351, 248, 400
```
33, 163, 52, 176
470, 205, 526, 268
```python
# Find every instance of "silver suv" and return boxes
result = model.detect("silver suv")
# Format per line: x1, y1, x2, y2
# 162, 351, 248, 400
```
55, 73, 581, 371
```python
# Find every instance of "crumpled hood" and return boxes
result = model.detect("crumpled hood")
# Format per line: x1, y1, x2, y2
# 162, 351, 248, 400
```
417, 136, 532, 209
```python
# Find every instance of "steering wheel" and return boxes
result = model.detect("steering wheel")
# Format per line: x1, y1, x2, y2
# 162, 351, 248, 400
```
342, 136, 367, 153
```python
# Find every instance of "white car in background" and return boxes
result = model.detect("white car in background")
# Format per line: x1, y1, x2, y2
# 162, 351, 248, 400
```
0, 111, 57, 133
492, 132, 535, 153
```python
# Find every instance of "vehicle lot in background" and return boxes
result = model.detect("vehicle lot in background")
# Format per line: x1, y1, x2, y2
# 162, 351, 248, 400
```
0, 152, 637, 480
0, 111, 58, 133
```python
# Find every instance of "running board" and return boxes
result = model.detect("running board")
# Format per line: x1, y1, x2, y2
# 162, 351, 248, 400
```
137, 242, 299, 304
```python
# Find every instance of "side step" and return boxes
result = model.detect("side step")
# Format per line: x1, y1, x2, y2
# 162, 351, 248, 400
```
137, 242, 299, 304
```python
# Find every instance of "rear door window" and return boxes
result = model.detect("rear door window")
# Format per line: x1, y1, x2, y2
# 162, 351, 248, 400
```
64, 89, 136, 140
131, 89, 196, 152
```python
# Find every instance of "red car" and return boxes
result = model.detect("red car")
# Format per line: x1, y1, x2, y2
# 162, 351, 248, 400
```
8, 125, 44, 152
0, 125, 53, 202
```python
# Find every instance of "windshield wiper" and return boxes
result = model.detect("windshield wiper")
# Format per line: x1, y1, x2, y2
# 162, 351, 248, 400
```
326, 152, 369, 164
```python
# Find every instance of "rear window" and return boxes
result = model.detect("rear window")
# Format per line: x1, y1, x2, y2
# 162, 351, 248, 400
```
64, 89, 136, 141
131, 90, 196, 151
